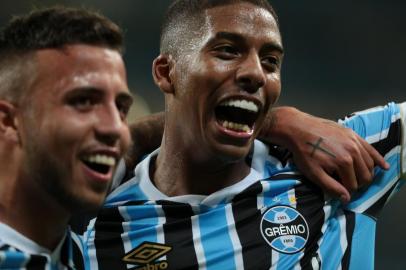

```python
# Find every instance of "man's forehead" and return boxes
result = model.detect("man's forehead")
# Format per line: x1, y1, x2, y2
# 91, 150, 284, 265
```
31, 44, 128, 95
36, 45, 122, 64
203, 3, 280, 43
205, 3, 277, 26
33, 45, 126, 83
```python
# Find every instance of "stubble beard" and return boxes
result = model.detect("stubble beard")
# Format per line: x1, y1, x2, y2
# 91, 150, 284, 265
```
24, 141, 100, 215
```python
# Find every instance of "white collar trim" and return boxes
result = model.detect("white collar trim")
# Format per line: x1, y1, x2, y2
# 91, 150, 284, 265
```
134, 140, 268, 206
0, 222, 66, 263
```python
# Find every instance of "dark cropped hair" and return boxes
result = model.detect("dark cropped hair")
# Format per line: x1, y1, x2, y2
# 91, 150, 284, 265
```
0, 6, 124, 103
0, 6, 124, 54
160, 0, 279, 58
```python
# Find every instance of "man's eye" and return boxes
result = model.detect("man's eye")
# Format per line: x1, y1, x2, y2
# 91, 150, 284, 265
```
70, 96, 95, 111
117, 103, 131, 119
214, 45, 238, 59
262, 56, 280, 72
116, 97, 133, 120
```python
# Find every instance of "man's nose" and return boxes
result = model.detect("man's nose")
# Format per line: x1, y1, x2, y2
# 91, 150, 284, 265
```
94, 105, 124, 146
236, 52, 266, 93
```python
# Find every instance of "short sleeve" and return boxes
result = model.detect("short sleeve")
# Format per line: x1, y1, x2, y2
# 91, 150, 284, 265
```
339, 102, 405, 216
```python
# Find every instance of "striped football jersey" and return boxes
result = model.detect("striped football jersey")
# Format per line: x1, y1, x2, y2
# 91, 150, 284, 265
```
83, 102, 406, 270
0, 223, 84, 270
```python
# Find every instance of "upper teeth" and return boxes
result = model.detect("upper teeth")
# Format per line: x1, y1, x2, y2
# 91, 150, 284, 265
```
219, 99, 259, 113
83, 154, 116, 167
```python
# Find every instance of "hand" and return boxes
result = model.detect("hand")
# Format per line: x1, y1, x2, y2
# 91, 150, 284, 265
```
260, 107, 389, 203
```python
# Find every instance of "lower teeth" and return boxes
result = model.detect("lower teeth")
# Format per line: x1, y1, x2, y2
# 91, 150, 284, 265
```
222, 121, 250, 132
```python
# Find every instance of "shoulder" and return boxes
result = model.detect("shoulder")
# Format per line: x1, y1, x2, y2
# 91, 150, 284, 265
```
251, 140, 300, 179
339, 102, 402, 141
105, 149, 160, 206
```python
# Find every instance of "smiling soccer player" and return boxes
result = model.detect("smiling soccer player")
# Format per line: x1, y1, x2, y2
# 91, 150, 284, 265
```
84, 1, 406, 269
0, 7, 132, 269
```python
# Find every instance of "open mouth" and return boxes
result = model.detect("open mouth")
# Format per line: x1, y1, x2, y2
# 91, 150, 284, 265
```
215, 99, 260, 133
81, 154, 116, 175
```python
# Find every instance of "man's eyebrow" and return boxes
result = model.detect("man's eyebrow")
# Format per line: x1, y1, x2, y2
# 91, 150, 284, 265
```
212, 31, 246, 44
64, 87, 102, 98
65, 87, 134, 103
262, 42, 284, 55
210, 31, 284, 54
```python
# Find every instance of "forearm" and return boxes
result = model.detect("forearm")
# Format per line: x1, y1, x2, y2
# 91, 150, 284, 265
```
258, 106, 387, 202
258, 106, 308, 148
125, 112, 164, 168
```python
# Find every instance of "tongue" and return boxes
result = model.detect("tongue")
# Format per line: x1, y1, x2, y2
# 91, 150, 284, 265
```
83, 161, 110, 174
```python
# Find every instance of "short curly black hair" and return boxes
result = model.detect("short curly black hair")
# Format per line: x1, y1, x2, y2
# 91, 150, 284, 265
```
160, 0, 279, 58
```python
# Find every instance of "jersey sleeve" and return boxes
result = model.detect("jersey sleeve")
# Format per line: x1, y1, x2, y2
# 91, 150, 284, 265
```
338, 102, 406, 216
400, 102, 406, 177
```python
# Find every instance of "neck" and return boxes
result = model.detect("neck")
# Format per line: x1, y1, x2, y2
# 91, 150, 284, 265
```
0, 167, 69, 250
153, 132, 251, 196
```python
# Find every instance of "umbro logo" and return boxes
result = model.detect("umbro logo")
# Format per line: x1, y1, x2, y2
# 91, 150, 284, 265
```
122, 242, 172, 270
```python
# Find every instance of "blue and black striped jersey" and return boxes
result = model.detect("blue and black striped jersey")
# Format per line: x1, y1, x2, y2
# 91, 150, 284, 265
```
83, 102, 406, 270
0, 223, 84, 270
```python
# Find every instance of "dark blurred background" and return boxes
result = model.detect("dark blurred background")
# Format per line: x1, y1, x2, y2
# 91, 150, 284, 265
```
1, 1, 405, 268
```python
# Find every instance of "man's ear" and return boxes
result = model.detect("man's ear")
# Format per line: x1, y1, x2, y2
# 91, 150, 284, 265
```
152, 54, 175, 94
0, 100, 19, 143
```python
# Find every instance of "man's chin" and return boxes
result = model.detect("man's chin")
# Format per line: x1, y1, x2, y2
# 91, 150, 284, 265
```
56, 186, 109, 215
210, 141, 253, 164
67, 195, 106, 215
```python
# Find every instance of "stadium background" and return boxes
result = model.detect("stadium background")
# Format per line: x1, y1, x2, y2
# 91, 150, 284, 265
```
1, 1, 405, 268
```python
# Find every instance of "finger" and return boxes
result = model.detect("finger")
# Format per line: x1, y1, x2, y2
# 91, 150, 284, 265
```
320, 173, 351, 203
353, 140, 374, 187
359, 135, 390, 170
303, 166, 351, 203
356, 139, 374, 171
336, 155, 358, 193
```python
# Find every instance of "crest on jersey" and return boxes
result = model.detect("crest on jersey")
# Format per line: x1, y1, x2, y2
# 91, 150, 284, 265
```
260, 205, 309, 254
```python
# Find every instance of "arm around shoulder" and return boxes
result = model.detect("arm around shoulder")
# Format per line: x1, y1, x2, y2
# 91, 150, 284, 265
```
259, 106, 388, 202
